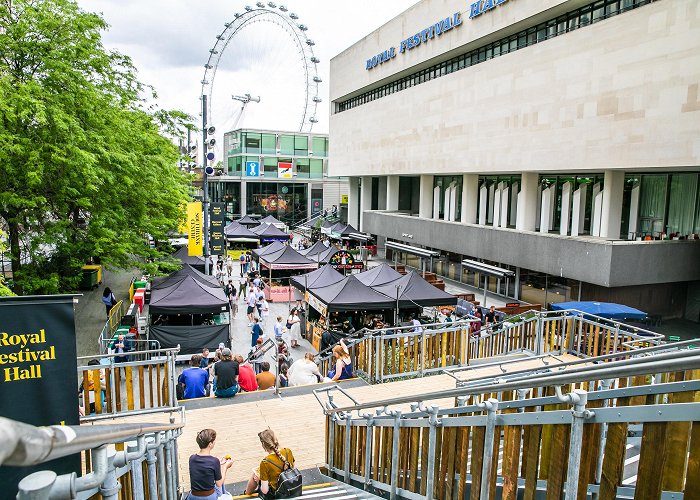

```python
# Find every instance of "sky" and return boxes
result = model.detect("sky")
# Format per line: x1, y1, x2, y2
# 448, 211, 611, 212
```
77, 0, 417, 138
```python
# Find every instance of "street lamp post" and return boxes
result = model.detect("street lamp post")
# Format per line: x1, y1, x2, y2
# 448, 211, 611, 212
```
202, 95, 211, 275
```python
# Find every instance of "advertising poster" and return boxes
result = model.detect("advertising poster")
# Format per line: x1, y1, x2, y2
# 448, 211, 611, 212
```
187, 201, 203, 256
278, 162, 293, 179
329, 250, 364, 270
209, 202, 226, 255
0, 295, 80, 495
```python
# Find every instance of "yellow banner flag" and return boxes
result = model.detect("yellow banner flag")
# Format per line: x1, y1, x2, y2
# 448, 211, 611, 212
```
187, 201, 203, 256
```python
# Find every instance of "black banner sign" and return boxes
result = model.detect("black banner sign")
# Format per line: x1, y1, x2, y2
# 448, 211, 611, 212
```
329, 250, 364, 270
0, 295, 80, 495
209, 202, 226, 255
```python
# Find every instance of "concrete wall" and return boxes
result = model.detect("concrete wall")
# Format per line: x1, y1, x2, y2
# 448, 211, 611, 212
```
328, 1, 700, 177
362, 211, 700, 287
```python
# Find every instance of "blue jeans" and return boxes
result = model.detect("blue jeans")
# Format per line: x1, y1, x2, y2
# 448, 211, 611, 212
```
214, 384, 239, 398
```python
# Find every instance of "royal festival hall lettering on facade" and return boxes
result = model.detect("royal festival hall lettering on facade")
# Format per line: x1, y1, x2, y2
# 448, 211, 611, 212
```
365, 12, 462, 70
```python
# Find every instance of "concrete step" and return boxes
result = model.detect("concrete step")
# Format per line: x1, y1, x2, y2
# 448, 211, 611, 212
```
230, 482, 383, 499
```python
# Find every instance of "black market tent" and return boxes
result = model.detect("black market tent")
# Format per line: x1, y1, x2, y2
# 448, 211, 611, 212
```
224, 221, 259, 240
252, 241, 286, 259
329, 223, 360, 238
236, 215, 260, 227
149, 275, 229, 314
172, 246, 206, 272
250, 223, 290, 242
298, 240, 330, 257
374, 271, 458, 307
260, 215, 283, 225
259, 245, 319, 270
151, 264, 220, 290
150, 324, 229, 355
316, 246, 341, 264
290, 264, 345, 291
307, 274, 395, 312
355, 263, 402, 286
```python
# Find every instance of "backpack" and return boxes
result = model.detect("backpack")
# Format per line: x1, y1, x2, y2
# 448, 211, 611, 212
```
259, 279, 266, 290
264, 449, 302, 498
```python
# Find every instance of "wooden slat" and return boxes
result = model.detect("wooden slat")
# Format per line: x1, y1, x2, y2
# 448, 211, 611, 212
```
383, 426, 392, 484
545, 425, 569, 500
358, 426, 366, 479
489, 426, 500, 500
156, 363, 162, 407
163, 361, 170, 406
456, 425, 470, 500
470, 426, 485, 500
634, 422, 669, 500
408, 427, 420, 493
686, 422, 700, 500
502, 425, 521, 500
599, 422, 628, 500
138, 365, 146, 409
662, 373, 694, 491
104, 367, 113, 413
81, 373, 90, 412
522, 425, 542, 500
433, 426, 444, 499
125, 366, 134, 411
420, 426, 429, 497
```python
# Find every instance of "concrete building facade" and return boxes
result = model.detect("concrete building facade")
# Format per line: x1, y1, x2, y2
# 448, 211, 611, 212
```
329, 0, 700, 319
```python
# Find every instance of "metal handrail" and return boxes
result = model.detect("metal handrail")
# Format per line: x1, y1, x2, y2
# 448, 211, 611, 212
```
323, 347, 700, 414
77, 346, 180, 361
0, 418, 183, 467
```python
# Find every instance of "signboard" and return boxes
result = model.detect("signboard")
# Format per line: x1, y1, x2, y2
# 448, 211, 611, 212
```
305, 291, 327, 317
329, 250, 364, 270
278, 162, 293, 179
246, 161, 260, 177
0, 295, 80, 494
209, 202, 226, 255
187, 201, 203, 256
340, 195, 349, 205
311, 198, 322, 215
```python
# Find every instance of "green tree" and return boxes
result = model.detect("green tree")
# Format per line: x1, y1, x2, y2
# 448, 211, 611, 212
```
0, 0, 191, 294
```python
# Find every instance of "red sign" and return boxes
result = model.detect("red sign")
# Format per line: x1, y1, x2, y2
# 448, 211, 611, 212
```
278, 162, 293, 178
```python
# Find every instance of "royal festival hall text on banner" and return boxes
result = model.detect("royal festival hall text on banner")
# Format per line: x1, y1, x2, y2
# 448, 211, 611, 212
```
209, 202, 226, 255
0, 295, 80, 496
187, 201, 203, 256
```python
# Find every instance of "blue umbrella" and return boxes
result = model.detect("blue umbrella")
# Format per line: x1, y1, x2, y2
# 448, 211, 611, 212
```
550, 301, 647, 320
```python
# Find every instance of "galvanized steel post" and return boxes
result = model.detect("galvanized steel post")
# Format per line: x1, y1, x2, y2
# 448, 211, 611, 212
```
17, 470, 56, 500
559, 388, 593, 500
422, 404, 441, 499
156, 435, 168, 500
478, 398, 499, 500
362, 412, 375, 490
99, 447, 121, 500
164, 431, 176, 500
146, 447, 159, 500
344, 413, 352, 482
128, 440, 146, 500
388, 409, 402, 500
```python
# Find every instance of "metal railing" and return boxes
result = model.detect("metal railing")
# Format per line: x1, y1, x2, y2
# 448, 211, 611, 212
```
1, 415, 184, 500
317, 344, 700, 500
317, 310, 665, 384
78, 347, 179, 422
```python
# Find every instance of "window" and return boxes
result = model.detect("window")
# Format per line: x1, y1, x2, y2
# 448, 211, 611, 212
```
296, 158, 310, 178
310, 159, 323, 179
227, 156, 241, 176
311, 136, 327, 157
261, 134, 276, 155
279, 135, 294, 156
294, 135, 308, 156
263, 157, 277, 178
243, 132, 261, 154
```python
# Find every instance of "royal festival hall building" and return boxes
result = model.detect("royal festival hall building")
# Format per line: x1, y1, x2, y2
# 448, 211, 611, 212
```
329, 0, 700, 321
206, 128, 348, 226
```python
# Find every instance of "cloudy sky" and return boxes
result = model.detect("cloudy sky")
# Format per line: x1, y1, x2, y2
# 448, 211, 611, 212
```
77, 0, 417, 136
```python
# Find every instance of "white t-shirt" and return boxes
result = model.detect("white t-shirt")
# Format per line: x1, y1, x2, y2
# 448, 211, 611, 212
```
412, 319, 423, 333
288, 359, 321, 386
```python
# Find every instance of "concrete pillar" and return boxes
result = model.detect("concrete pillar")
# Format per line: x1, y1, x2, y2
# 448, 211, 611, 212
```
384, 176, 397, 211
500, 185, 509, 229
560, 181, 572, 236
448, 183, 458, 222
628, 182, 640, 239
592, 184, 603, 237
359, 176, 373, 232
461, 174, 479, 224
478, 184, 488, 225
433, 185, 441, 220
571, 184, 587, 236
493, 184, 502, 227
240, 181, 247, 216
419, 175, 434, 219
509, 182, 518, 226
600, 170, 624, 239
516, 173, 538, 231
487, 183, 495, 224
306, 183, 312, 219
540, 186, 555, 234
348, 177, 359, 229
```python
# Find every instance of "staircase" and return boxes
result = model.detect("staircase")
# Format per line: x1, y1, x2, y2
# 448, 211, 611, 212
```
231, 481, 383, 499
316, 338, 700, 499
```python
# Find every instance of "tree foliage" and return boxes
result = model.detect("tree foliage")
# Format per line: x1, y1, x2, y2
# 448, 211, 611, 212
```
0, 0, 192, 294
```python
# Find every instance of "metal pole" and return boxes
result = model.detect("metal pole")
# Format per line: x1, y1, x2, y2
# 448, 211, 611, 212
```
563, 389, 591, 500
202, 94, 210, 275
157, 439, 167, 500
592, 379, 613, 500
129, 440, 146, 500
479, 398, 499, 500
363, 414, 374, 490
389, 410, 402, 500
344, 414, 352, 483
423, 405, 440, 500
146, 448, 158, 500
99, 447, 121, 500
164, 431, 176, 500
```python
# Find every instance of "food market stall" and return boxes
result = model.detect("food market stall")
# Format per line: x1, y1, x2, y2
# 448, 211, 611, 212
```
250, 222, 291, 244
224, 221, 260, 259
259, 245, 319, 302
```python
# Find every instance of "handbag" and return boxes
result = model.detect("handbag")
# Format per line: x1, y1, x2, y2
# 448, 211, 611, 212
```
264, 449, 302, 498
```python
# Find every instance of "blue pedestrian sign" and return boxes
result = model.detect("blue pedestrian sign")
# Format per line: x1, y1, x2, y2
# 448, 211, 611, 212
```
246, 161, 260, 177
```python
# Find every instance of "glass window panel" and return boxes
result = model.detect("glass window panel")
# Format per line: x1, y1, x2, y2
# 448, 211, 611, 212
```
296, 158, 310, 179
243, 132, 261, 154
279, 135, 294, 156
263, 157, 278, 178
638, 174, 667, 236
310, 159, 323, 179
294, 135, 308, 156
312, 137, 327, 157
667, 174, 698, 235
261, 134, 276, 155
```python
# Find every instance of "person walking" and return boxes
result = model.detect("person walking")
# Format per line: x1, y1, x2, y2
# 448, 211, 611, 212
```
102, 287, 117, 316
287, 308, 301, 348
